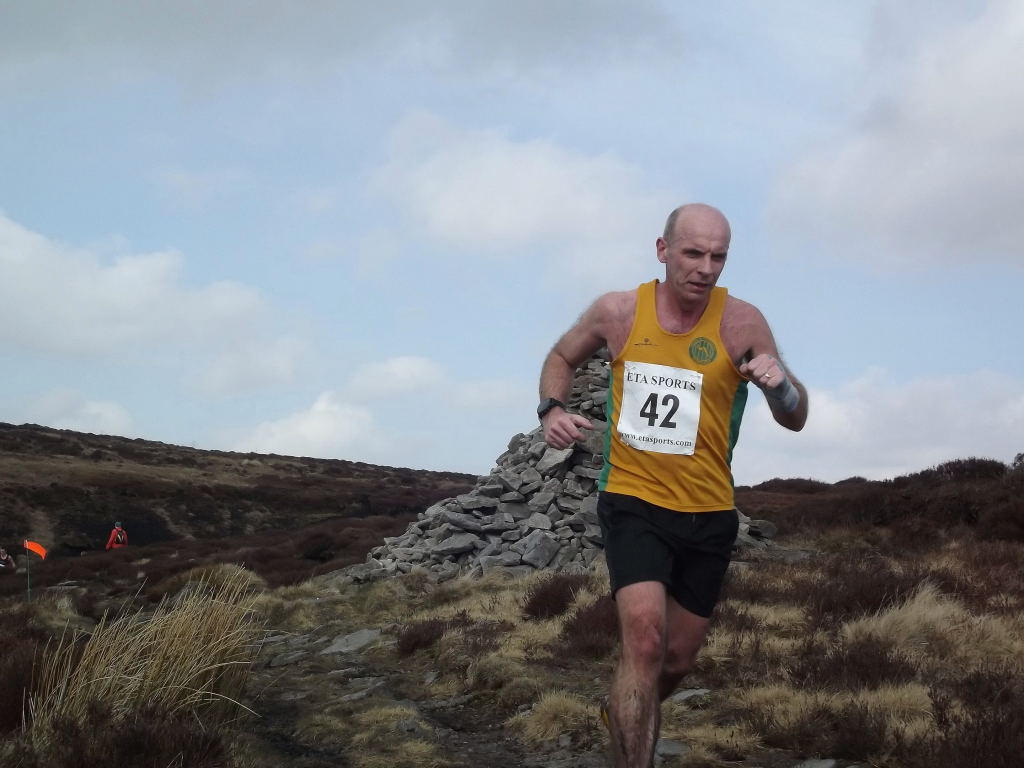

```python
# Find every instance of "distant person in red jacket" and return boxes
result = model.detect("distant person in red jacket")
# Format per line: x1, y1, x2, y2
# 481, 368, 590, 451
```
0, 547, 14, 574
105, 522, 128, 551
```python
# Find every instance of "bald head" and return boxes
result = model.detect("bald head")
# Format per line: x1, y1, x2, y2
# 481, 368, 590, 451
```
663, 204, 731, 244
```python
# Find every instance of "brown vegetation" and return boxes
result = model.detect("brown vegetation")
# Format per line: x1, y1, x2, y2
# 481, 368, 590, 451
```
2, 452, 1022, 767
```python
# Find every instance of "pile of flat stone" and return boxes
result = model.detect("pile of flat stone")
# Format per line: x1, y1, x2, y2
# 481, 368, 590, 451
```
346, 353, 776, 584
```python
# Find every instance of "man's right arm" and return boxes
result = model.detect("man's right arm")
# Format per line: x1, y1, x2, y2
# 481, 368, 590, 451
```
539, 294, 618, 449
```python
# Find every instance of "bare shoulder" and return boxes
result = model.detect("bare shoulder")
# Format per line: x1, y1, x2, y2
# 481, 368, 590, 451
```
592, 289, 637, 325
723, 294, 766, 324
592, 289, 637, 356
721, 294, 774, 361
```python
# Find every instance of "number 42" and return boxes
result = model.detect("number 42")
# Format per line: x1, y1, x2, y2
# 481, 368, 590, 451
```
640, 393, 679, 428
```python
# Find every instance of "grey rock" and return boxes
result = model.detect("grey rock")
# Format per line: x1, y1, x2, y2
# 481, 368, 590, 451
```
747, 519, 778, 539
339, 677, 385, 702
527, 512, 553, 531
522, 532, 562, 568
794, 761, 839, 768
479, 551, 522, 572
441, 510, 484, 533
669, 688, 710, 704
536, 446, 573, 475
528, 491, 556, 512
579, 419, 607, 456
500, 502, 532, 520
520, 467, 542, 486
268, 650, 307, 667
734, 529, 768, 550
497, 470, 523, 491
434, 533, 481, 556
477, 482, 505, 498
655, 738, 689, 757
320, 629, 381, 655
457, 494, 499, 511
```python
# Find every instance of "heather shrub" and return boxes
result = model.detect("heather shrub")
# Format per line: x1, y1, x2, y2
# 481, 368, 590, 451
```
977, 497, 1024, 542
0, 630, 40, 733
397, 611, 474, 656
5, 701, 226, 768
751, 477, 830, 494
788, 634, 917, 690
805, 552, 924, 627
555, 594, 618, 660
522, 573, 593, 620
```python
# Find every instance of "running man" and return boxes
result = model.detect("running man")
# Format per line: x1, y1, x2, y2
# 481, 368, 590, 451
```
538, 203, 807, 767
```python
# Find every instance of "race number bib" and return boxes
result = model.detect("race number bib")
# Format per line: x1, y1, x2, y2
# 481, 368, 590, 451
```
617, 361, 702, 455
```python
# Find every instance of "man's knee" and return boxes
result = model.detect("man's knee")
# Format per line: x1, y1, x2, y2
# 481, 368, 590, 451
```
662, 642, 698, 678
619, 608, 666, 666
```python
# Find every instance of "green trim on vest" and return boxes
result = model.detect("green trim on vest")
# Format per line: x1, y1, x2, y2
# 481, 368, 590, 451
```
598, 372, 615, 491
725, 380, 748, 475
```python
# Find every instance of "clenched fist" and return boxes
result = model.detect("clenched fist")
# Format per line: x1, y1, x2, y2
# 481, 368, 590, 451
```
542, 408, 594, 449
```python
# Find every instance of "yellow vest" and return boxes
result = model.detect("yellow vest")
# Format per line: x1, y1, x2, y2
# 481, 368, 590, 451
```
599, 280, 748, 512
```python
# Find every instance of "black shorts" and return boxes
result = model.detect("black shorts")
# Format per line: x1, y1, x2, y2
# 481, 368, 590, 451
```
597, 491, 739, 618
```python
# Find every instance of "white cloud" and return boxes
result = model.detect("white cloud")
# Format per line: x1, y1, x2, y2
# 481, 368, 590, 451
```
196, 337, 309, 395
238, 392, 378, 458
345, 356, 446, 400
234, 354, 536, 471
372, 112, 676, 288
733, 368, 1024, 484
767, 0, 1024, 266
0, 212, 304, 394
21, 389, 134, 436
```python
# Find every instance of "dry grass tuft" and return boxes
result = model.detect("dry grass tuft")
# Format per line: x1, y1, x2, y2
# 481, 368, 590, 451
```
672, 722, 761, 762
253, 591, 320, 631
466, 652, 544, 707
508, 690, 598, 744
28, 567, 262, 747
348, 706, 445, 768
841, 583, 1023, 670
146, 561, 267, 603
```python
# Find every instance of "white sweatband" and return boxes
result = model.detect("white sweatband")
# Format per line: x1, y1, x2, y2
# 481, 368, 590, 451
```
765, 375, 800, 413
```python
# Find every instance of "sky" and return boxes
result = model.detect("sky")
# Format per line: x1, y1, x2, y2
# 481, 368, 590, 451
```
1, 0, 1022, 484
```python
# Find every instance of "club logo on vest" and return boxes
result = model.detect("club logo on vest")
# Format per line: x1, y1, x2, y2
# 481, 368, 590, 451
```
633, 337, 658, 347
688, 337, 717, 365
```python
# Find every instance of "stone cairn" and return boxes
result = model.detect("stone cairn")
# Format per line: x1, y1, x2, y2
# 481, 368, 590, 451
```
346, 352, 776, 584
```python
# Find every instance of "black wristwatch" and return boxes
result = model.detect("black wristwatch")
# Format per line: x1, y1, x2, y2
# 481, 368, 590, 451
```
537, 398, 565, 420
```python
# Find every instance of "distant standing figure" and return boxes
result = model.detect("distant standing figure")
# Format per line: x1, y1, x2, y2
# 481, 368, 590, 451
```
0, 547, 14, 574
106, 522, 128, 550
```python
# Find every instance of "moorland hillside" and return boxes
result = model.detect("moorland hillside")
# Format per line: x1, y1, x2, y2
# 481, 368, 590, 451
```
2, 455, 1023, 768
0, 422, 475, 556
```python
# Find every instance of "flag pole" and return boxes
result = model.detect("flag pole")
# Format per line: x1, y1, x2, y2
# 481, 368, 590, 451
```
26, 552, 31, 603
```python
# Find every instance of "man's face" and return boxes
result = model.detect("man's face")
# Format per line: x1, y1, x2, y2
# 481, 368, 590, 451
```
656, 212, 730, 305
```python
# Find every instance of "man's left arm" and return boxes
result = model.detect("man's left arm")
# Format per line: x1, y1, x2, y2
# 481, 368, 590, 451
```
735, 306, 808, 432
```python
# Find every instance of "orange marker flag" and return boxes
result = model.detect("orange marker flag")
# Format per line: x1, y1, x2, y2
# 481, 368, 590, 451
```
24, 540, 47, 560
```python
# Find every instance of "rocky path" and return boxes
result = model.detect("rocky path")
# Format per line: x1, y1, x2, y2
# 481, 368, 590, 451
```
240, 600, 866, 768
243, 624, 569, 767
